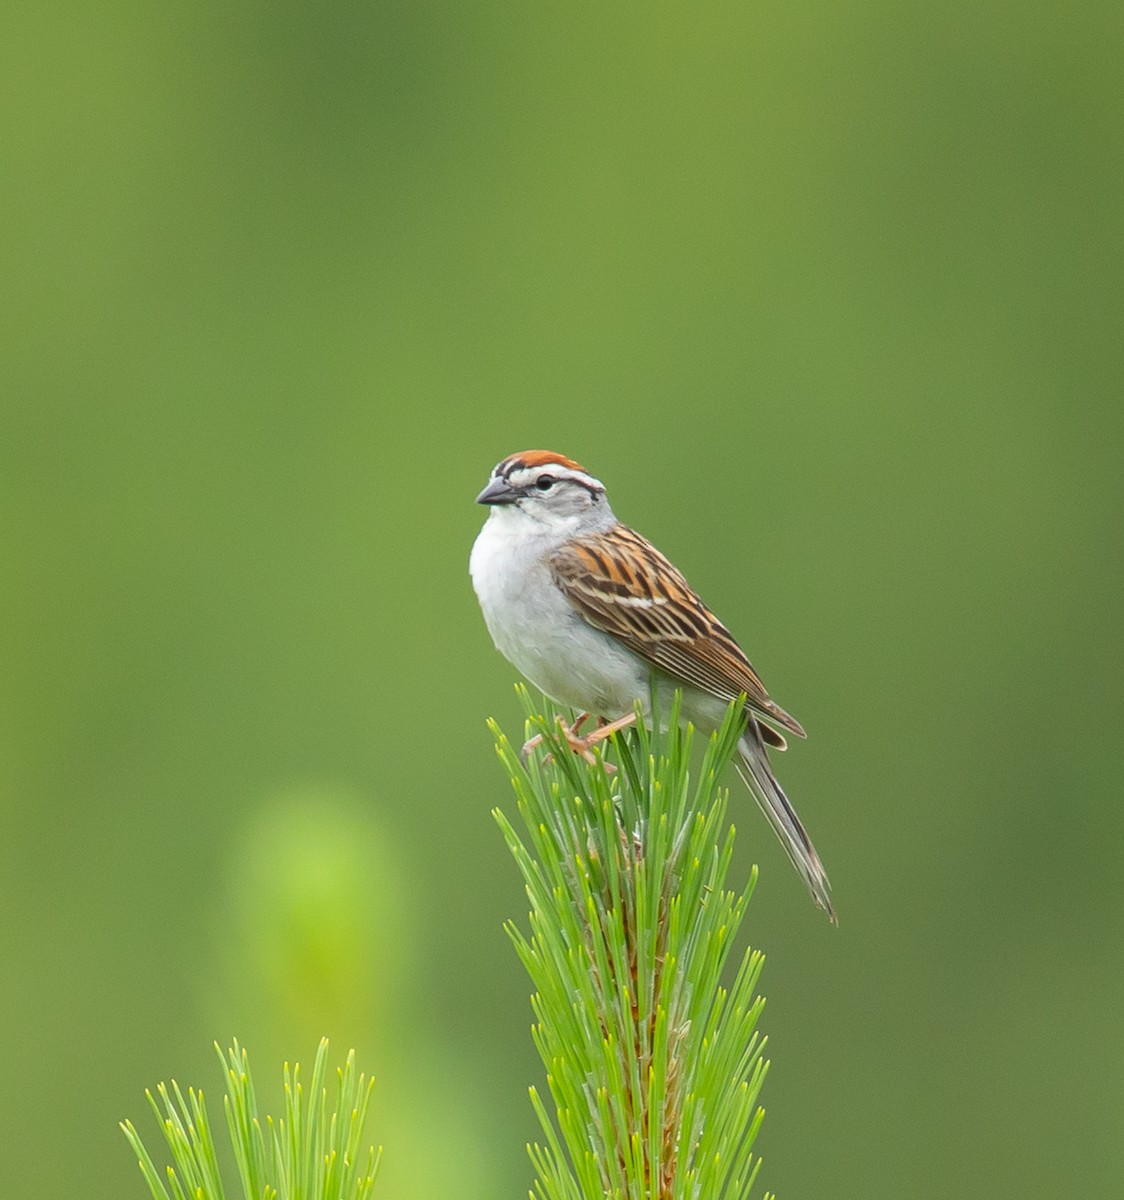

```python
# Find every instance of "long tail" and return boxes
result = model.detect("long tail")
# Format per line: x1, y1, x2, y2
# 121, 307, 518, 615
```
735, 721, 836, 923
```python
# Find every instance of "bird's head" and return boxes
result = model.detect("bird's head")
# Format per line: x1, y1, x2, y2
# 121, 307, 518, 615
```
476, 450, 610, 527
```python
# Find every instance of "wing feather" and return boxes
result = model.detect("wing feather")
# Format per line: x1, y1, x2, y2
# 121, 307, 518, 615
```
549, 525, 806, 741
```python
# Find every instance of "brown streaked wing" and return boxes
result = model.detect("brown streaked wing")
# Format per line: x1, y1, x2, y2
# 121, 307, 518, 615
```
548, 525, 806, 740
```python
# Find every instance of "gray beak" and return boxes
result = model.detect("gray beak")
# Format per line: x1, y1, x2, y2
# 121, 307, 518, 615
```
476, 476, 519, 505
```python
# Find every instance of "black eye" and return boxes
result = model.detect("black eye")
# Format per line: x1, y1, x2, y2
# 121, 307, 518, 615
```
535, 475, 557, 491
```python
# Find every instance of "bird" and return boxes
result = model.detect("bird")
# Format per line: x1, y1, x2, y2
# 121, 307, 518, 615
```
469, 449, 834, 922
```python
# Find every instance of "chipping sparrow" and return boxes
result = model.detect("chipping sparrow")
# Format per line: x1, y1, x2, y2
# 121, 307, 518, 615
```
470, 450, 834, 922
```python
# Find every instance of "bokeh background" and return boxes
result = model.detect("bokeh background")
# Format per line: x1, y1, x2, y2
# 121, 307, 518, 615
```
2, 3, 1121, 1197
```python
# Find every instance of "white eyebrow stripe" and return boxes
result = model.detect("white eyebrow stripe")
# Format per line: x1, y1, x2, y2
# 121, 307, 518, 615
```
613, 595, 670, 607
507, 464, 605, 491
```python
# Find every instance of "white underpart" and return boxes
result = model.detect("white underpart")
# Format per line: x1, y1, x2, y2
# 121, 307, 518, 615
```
470, 501, 649, 714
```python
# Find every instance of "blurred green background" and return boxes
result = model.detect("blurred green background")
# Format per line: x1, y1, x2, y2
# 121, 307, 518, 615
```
2, 2, 1121, 1196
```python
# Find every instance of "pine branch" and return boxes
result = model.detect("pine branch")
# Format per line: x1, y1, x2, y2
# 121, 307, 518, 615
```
121, 1040, 380, 1200
491, 689, 775, 1200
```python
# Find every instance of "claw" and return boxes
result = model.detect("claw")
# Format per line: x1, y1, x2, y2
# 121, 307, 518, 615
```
519, 732, 545, 763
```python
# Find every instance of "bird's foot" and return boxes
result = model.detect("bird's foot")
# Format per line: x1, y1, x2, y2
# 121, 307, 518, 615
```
520, 710, 637, 770
521, 712, 589, 762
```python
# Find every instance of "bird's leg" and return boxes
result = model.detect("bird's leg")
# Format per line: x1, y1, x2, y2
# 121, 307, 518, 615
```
569, 711, 592, 737
579, 710, 638, 747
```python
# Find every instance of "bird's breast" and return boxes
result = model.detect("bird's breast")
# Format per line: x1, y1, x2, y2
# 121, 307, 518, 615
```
470, 518, 648, 713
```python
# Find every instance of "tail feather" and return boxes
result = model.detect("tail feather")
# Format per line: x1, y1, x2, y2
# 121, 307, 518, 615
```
735, 722, 836, 923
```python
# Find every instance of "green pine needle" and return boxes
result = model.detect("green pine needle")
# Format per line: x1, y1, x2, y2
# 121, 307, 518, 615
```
121, 1040, 380, 1200
492, 688, 773, 1200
